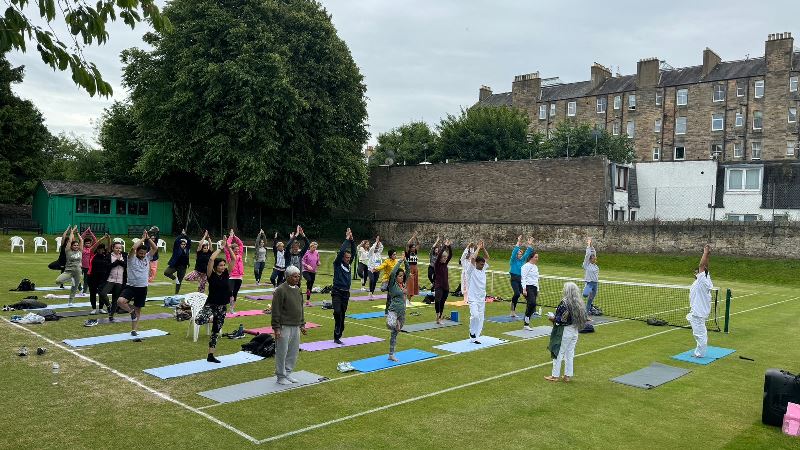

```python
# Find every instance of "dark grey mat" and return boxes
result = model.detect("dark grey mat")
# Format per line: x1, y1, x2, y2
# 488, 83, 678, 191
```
57, 310, 94, 318
401, 320, 460, 333
610, 362, 691, 389
503, 326, 551, 339
198, 371, 326, 403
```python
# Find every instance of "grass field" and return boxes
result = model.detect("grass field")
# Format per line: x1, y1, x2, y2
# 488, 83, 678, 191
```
1, 233, 798, 449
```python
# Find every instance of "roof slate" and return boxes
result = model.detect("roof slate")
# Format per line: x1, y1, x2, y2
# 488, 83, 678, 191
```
40, 180, 169, 201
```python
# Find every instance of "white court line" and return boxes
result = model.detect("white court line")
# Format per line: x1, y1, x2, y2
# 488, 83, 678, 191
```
255, 295, 800, 444
0, 317, 260, 444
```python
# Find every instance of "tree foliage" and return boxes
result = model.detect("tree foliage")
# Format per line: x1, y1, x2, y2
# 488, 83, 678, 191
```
434, 106, 538, 162
0, 0, 170, 96
0, 55, 53, 203
44, 132, 106, 182
371, 121, 436, 166
122, 0, 368, 228
96, 100, 141, 184
538, 122, 635, 163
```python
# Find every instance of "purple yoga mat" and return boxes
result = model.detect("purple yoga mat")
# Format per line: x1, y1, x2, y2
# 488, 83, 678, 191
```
97, 313, 173, 324
299, 335, 383, 352
245, 294, 272, 301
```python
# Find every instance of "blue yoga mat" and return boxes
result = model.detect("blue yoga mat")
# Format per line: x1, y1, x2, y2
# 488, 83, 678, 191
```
63, 329, 169, 348
671, 346, 736, 365
143, 351, 264, 379
486, 315, 526, 323
350, 349, 438, 373
347, 312, 386, 319
433, 336, 508, 353
31, 302, 92, 311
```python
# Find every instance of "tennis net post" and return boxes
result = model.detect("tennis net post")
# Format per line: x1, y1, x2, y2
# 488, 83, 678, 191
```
724, 288, 731, 333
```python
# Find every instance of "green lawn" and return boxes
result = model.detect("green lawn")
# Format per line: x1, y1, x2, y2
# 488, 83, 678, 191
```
0, 234, 797, 449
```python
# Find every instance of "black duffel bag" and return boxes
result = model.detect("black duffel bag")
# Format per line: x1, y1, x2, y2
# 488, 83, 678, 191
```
762, 368, 800, 426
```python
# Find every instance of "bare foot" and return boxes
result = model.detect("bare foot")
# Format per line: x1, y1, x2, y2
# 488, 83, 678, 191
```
388, 355, 398, 362
544, 376, 560, 382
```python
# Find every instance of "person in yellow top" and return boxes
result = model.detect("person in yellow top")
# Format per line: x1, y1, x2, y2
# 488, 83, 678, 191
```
373, 249, 398, 312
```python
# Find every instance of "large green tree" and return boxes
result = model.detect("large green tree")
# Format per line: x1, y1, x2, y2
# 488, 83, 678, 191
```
0, 55, 53, 203
435, 106, 538, 162
0, 0, 169, 96
96, 100, 141, 184
44, 132, 106, 182
122, 0, 368, 229
539, 122, 635, 163
371, 121, 436, 166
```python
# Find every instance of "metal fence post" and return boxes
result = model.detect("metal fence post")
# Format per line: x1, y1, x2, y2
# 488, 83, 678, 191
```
724, 288, 732, 333
771, 181, 776, 244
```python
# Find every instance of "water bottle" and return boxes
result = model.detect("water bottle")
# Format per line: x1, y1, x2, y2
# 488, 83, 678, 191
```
51, 362, 60, 385
537, 307, 542, 316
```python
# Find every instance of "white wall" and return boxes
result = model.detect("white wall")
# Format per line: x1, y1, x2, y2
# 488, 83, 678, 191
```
635, 161, 717, 221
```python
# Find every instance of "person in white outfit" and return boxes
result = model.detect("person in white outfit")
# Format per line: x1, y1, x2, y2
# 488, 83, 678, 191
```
459, 242, 477, 298
687, 244, 713, 358
546, 282, 588, 382
521, 252, 540, 330
464, 240, 490, 344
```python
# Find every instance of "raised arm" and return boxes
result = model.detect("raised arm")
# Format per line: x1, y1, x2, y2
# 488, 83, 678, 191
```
81, 226, 97, 243
207, 249, 222, 278
272, 232, 279, 258
583, 237, 594, 268
334, 228, 353, 265
130, 230, 146, 257
147, 233, 158, 257
522, 236, 534, 260
89, 233, 109, 252
256, 229, 266, 247
699, 244, 711, 274
388, 256, 409, 290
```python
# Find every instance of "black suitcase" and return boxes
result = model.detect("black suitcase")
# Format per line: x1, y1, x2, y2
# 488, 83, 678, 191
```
762, 368, 800, 426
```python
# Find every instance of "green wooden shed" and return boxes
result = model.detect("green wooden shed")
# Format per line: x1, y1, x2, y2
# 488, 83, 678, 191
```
32, 180, 173, 235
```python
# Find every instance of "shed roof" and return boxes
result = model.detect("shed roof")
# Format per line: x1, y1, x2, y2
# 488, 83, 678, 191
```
40, 180, 169, 201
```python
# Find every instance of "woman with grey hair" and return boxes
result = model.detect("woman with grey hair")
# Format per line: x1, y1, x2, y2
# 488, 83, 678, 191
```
546, 282, 588, 382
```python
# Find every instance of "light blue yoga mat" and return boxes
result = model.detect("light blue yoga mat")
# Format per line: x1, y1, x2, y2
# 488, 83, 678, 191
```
63, 329, 169, 347
671, 346, 735, 365
32, 302, 92, 311
143, 351, 264, 379
347, 312, 386, 319
486, 315, 526, 323
350, 349, 438, 373
198, 371, 326, 403
433, 336, 507, 353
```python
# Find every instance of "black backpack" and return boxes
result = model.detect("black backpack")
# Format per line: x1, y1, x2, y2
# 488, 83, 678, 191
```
423, 294, 434, 304
580, 323, 595, 333
241, 333, 276, 358
11, 279, 35, 292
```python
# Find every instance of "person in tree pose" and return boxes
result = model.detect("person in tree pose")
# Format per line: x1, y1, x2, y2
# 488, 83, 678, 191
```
357, 240, 371, 290
433, 239, 453, 324
270, 232, 287, 287
428, 236, 441, 286
302, 241, 321, 306
284, 225, 310, 273
223, 229, 244, 313
404, 233, 420, 305
459, 242, 477, 298
687, 244, 713, 358
582, 237, 600, 314
116, 230, 158, 336
386, 255, 410, 361
331, 228, 356, 344
375, 249, 399, 313
366, 236, 384, 300
79, 226, 98, 294
253, 229, 268, 286
164, 229, 191, 295
195, 248, 232, 363
184, 230, 212, 293
508, 235, 534, 318
521, 252, 541, 331
464, 240, 490, 344
86, 234, 111, 315
100, 239, 127, 322
55, 226, 83, 306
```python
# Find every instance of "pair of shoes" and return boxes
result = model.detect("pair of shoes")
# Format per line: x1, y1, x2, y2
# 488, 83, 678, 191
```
336, 362, 355, 372
131, 330, 138, 337
523, 325, 533, 331
207, 353, 221, 363
276, 378, 293, 385
2, 305, 13, 311
99, 309, 107, 314
89, 309, 98, 315
18, 346, 28, 356
36, 347, 47, 355
469, 333, 476, 339
84, 319, 98, 327
286, 375, 299, 383
229, 325, 246, 340
472, 340, 482, 345
333, 339, 343, 345
544, 376, 560, 382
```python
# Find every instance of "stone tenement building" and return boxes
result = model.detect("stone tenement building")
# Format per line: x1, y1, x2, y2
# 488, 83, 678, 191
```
476, 32, 800, 163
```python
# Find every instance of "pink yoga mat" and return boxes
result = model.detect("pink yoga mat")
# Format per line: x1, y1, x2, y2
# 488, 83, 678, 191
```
225, 309, 265, 318
299, 335, 383, 352
245, 322, 321, 335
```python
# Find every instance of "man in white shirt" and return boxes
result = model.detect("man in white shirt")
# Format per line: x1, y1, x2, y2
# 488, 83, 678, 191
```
521, 252, 540, 330
687, 244, 713, 357
464, 240, 490, 344
116, 230, 158, 337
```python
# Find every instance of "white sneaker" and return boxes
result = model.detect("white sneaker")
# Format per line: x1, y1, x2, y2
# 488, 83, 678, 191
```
175, 279, 181, 285
523, 325, 533, 331
286, 376, 300, 384
67, 302, 74, 307
276, 378, 293, 385
99, 309, 107, 314
90, 309, 98, 315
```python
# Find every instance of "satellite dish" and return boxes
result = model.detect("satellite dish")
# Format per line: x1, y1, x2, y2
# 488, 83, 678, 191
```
384, 157, 394, 166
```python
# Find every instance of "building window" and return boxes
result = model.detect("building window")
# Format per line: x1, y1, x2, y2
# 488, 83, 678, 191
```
613, 95, 621, 110
652, 147, 661, 161
654, 119, 662, 132
138, 201, 149, 216
615, 166, 629, 191
567, 101, 576, 117
788, 142, 796, 157
127, 202, 138, 215
711, 113, 724, 131
789, 107, 797, 123
751, 142, 762, 160
675, 116, 687, 135
87, 199, 99, 214
754, 80, 764, 98
99, 199, 110, 215
539, 105, 547, 119
727, 214, 759, 222
713, 84, 726, 102
674, 146, 686, 160
753, 111, 763, 130
549, 104, 556, 117
676, 88, 688, 106
613, 209, 625, 221
791, 75, 798, 92
628, 94, 636, 110
612, 121, 620, 135
116, 200, 127, 215
735, 112, 744, 127
711, 143, 723, 158
733, 143, 743, 158
736, 81, 745, 97
596, 97, 606, 113
655, 90, 663, 106
626, 120, 635, 138
76, 198, 87, 214
726, 167, 761, 191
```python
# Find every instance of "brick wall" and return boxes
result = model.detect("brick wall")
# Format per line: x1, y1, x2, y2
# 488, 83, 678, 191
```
358, 157, 608, 225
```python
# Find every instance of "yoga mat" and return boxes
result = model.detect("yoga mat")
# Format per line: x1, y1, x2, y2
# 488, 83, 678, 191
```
63, 329, 169, 348
237, 288, 273, 294
401, 320, 460, 333
42, 294, 72, 299
350, 349, 439, 373
31, 302, 92, 311
418, 290, 434, 297
486, 315, 527, 323
226, 309, 265, 319
299, 335, 383, 352
32, 286, 68, 291
145, 295, 184, 302
371, 302, 426, 309
433, 336, 507, 353
503, 326, 552, 339
589, 316, 614, 324
611, 362, 692, 389
144, 351, 264, 380
671, 346, 736, 365
347, 312, 385, 320
97, 312, 173, 324
447, 298, 495, 307
57, 310, 94, 318
244, 322, 321, 335
198, 371, 326, 403
245, 294, 272, 301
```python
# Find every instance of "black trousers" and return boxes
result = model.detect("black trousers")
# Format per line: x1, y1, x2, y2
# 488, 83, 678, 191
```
524, 285, 539, 324
434, 286, 449, 316
270, 268, 285, 287
510, 274, 522, 309
427, 266, 435, 284
332, 288, 351, 340
357, 263, 368, 284
368, 271, 379, 294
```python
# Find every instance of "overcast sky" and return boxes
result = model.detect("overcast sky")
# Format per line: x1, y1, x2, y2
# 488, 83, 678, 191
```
8, 0, 798, 146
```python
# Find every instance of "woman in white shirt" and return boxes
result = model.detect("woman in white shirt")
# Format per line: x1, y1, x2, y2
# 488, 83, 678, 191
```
521, 252, 540, 330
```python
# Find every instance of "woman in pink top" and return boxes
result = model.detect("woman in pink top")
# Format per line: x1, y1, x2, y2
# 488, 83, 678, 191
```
302, 241, 322, 305
80, 227, 98, 294
223, 229, 245, 313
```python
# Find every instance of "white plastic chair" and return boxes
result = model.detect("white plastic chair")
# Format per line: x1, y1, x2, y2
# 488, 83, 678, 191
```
33, 236, 47, 253
214, 239, 224, 250
10, 236, 24, 253
184, 292, 211, 342
157, 239, 167, 252
55, 236, 62, 252
112, 238, 125, 252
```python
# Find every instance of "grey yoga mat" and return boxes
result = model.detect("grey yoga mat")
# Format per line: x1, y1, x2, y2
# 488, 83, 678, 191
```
198, 371, 326, 403
503, 326, 552, 339
401, 320, 460, 333
610, 362, 691, 389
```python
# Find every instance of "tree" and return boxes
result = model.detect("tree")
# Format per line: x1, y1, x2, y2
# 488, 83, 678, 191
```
538, 122, 635, 163
0, 55, 53, 203
371, 121, 437, 166
122, 0, 368, 229
44, 132, 105, 182
435, 106, 537, 162
0, 0, 170, 96
96, 100, 142, 184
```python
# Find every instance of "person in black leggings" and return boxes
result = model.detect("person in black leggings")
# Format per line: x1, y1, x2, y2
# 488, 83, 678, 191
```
433, 239, 452, 324
197, 249, 232, 363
